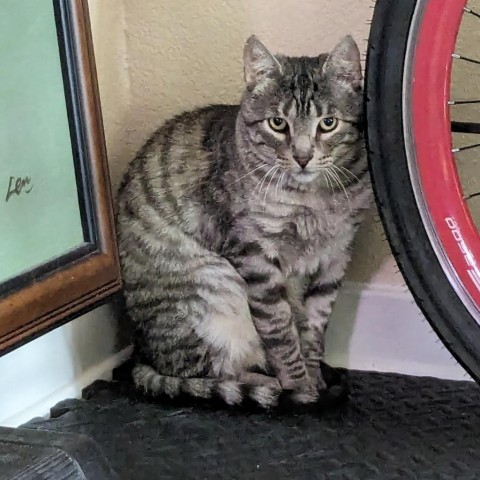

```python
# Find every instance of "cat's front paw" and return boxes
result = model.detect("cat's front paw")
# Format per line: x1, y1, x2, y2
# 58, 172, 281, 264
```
282, 372, 321, 405
278, 376, 306, 391
290, 383, 319, 404
277, 366, 322, 401
277, 364, 349, 411
307, 366, 328, 391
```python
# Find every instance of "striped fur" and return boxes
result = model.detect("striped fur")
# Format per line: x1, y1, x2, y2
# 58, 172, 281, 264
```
116, 35, 372, 408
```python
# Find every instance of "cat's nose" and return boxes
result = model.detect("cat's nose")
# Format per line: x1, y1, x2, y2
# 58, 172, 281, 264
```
294, 156, 312, 169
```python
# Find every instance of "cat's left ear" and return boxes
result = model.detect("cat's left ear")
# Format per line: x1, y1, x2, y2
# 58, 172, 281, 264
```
322, 36, 362, 89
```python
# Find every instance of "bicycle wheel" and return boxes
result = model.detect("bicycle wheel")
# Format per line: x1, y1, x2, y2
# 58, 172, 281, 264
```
366, 0, 480, 381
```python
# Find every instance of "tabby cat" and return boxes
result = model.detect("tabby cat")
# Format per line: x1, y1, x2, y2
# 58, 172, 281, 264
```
116, 35, 372, 408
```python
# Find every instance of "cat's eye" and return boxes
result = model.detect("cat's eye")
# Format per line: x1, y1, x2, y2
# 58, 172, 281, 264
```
268, 117, 288, 133
318, 117, 339, 133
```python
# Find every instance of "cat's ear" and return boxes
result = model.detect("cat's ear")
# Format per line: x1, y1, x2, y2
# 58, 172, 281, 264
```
244, 35, 282, 90
322, 36, 362, 88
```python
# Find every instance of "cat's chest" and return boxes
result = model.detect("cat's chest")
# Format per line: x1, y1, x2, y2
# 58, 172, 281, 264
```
260, 199, 350, 242
254, 199, 355, 272
291, 205, 339, 241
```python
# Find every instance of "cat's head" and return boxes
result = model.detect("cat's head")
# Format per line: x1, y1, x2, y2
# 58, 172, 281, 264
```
239, 35, 363, 187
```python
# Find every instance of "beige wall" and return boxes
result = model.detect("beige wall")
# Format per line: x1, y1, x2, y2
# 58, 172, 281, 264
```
88, 0, 399, 286
88, 0, 134, 190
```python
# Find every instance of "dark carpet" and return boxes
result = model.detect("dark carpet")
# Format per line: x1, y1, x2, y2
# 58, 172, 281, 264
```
16, 369, 480, 479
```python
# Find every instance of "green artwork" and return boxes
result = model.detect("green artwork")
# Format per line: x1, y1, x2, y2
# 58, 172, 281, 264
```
0, 0, 85, 283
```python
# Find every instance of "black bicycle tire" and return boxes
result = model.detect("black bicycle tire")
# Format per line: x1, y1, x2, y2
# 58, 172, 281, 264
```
365, 0, 480, 382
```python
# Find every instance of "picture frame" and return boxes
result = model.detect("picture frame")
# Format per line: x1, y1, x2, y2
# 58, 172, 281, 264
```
0, 0, 122, 354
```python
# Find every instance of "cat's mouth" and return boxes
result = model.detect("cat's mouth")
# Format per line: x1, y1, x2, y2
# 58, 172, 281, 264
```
291, 169, 320, 184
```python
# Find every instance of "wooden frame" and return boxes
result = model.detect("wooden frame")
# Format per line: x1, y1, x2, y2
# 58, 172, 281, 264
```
0, 0, 121, 354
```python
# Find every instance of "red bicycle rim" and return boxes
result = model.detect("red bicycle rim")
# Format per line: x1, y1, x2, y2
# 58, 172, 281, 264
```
409, 0, 480, 318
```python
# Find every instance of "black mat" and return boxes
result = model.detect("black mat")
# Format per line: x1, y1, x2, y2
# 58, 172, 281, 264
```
0, 426, 118, 479
22, 370, 480, 480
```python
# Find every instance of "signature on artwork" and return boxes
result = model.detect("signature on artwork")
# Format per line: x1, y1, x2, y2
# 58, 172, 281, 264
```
5, 176, 33, 202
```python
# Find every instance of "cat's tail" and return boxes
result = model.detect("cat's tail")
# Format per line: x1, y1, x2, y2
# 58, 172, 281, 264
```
132, 363, 281, 409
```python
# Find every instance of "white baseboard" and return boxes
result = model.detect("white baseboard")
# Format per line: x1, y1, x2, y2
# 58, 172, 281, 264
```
326, 281, 472, 382
1, 346, 132, 428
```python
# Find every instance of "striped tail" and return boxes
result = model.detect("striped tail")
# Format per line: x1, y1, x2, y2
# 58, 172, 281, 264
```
132, 363, 281, 409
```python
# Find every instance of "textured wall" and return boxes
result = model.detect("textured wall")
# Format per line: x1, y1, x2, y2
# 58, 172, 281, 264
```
91, 0, 400, 286
88, 0, 133, 190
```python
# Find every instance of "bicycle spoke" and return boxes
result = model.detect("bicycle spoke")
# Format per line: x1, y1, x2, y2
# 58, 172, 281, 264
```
449, 100, 480, 105
452, 143, 480, 153
452, 121, 480, 134
452, 53, 480, 65
464, 191, 480, 201
464, 6, 480, 19
453, 10, 480, 196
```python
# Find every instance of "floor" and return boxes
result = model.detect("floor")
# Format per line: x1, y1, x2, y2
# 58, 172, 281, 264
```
15, 367, 480, 479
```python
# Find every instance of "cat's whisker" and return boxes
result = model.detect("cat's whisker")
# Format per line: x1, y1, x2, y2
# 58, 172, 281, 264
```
322, 170, 334, 196
276, 171, 286, 199
325, 169, 342, 206
263, 166, 280, 210
255, 165, 277, 196
336, 164, 362, 184
329, 167, 350, 205
253, 172, 270, 194
234, 163, 268, 183
331, 164, 352, 185
332, 165, 356, 200
274, 169, 282, 199
329, 167, 346, 195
